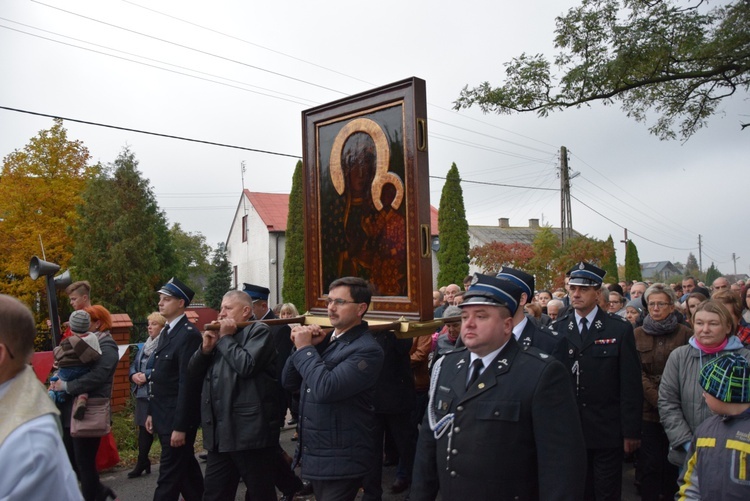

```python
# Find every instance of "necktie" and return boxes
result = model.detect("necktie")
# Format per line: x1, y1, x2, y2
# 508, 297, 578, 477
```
580, 317, 589, 338
466, 358, 484, 389
157, 324, 170, 349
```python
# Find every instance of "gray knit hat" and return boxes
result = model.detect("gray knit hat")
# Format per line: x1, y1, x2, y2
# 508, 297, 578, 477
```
69, 310, 91, 334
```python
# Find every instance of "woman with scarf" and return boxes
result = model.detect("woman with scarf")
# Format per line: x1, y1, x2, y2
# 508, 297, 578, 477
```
127, 311, 165, 478
634, 284, 692, 500
49, 304, 118, 501
658, 300, 750, 471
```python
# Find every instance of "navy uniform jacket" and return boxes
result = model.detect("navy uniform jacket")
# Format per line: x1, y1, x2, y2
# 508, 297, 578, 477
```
517, 316, 562, 354
149, 315, 203, 436
551, 307, 643, 449
411, 337, 586, 501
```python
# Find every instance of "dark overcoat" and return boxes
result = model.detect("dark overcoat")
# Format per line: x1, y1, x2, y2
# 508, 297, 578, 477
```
411, 337, 587, 501
551, 306, 643, 448
148, 315, 202, 435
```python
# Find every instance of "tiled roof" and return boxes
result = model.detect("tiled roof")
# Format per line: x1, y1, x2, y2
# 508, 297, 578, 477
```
244, 190, 290, 232
469, 226, 577, 246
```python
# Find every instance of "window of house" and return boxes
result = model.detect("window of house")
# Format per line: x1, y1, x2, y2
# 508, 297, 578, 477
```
242, 215, 248, 242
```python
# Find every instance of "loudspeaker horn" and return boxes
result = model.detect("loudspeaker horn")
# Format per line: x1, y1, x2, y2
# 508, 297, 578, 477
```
54, 269, 72, 289
29, 256, 61, 280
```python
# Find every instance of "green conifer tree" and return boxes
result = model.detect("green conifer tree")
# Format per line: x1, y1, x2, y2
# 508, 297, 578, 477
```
70, 147, 177, 319
624, 240, 643, 282
282, 161, 305, 311
437, 163, 470, 287
603, 235, 619, 284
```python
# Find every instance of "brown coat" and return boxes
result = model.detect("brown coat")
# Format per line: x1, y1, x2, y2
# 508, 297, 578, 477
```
410, 335, 432, 392
634, 323, 692, 422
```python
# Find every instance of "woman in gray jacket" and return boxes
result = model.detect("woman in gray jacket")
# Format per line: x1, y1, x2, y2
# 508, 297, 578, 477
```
658, 300, 750, 467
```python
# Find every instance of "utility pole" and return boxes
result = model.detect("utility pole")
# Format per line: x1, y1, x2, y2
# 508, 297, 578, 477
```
620, 228, 630, 260
560, 146, 573, 245
732, 253, 740, 275
698, 235, 703, 274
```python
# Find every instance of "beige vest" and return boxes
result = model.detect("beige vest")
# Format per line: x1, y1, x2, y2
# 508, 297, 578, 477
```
0, 365, 61, 447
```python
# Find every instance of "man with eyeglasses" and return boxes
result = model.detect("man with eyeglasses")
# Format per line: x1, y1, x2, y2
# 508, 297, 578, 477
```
282, 277, 384, 501
551, 262, 643, 501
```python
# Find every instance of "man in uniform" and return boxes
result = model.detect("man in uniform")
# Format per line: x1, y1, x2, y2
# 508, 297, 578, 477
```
496, 266, 560, 353
411, 274, 586, 500
244, 283, 273, 321
551, 262, 643, 500
146, 277, 203, 501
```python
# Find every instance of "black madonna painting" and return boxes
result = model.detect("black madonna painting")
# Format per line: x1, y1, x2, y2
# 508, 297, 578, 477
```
303, 78, 432, 320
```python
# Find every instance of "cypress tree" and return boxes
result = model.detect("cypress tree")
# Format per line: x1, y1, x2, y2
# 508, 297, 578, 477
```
603, 235, 619, 283
282, 161, 305, 311
704, 263, 721, 285
437, 163, 470, 287
624, 240, 643, 282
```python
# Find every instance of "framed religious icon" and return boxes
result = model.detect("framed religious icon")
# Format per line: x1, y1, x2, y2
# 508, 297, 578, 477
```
303, 77, 433, 321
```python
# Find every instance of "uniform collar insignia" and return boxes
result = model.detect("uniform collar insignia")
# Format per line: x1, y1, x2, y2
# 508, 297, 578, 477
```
594, 319, 603, 329
568, 321, 574, 330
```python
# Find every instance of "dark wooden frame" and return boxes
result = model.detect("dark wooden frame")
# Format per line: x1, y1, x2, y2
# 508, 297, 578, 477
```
302, 77, 432, 321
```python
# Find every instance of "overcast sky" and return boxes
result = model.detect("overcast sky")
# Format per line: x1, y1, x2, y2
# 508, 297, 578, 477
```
1, 0, 747, 276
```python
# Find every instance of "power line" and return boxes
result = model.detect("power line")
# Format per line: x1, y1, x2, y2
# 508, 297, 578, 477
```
32, 1, 348, 95
0, 106, 303, 159
0, 19, 319, 106
570, 194, 696, 251
120, 0, 373, 86
428, 175, 558, 192
0, 23, 315, 107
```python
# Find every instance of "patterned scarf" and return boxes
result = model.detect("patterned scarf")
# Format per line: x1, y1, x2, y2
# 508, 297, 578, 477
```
642, 312, 679, 336
141, 333, 160, 358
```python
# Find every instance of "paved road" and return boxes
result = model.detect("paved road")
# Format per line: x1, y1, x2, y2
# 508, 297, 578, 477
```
104, 425, 640, 500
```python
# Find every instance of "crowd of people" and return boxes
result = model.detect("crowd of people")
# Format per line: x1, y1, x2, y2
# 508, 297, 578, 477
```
1, 269, 749, 501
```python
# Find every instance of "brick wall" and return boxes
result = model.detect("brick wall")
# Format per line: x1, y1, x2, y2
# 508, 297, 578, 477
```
110, 313, 133, 411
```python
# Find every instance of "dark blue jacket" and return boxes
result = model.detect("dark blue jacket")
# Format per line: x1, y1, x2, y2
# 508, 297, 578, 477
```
282, 322, 384, 480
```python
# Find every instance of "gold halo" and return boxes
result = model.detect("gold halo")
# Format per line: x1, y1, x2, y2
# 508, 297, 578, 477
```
329, 117, 403, 211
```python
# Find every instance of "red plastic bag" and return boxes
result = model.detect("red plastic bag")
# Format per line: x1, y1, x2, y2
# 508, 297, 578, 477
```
96, 431, 120, 471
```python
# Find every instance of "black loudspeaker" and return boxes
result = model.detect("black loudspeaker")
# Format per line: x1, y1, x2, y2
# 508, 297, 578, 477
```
29, 256, 61, 280
28, 256, 64, 346
54, 270, 72, 289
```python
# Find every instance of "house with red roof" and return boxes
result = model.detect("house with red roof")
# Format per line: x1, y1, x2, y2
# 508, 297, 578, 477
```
225, 190, 289, 305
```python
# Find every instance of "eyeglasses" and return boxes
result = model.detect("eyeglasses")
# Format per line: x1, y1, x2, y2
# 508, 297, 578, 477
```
648, 302, 672, 309
607, 301, 623, 305
1, 343, 14, 360
324, 298, 359, 307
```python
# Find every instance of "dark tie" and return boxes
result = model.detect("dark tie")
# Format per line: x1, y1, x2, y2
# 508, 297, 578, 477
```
466, 358, 484, 389
580, 317, 589, 338
157, 324, 170, 349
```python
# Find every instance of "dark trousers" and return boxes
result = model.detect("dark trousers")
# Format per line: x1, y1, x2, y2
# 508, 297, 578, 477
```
203, 446, 278, 501
362, 412, 417, 501
311, 477, 363, 501
584, 447, 623, 501
153, 429, 203, 501
639, 421, 679, 500
136, 425, 154, 468
62, 428, 108, 501
73, 435, 106, 501
273, 445, 303, 496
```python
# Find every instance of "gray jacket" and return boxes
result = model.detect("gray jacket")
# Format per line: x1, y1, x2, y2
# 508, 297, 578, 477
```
658, 336, 750, 466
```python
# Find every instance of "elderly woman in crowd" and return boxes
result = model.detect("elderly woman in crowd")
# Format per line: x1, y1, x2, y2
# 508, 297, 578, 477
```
127, 311, 166, 478
634, 284, 692, 500
49, 304, 118, 501
625, 299, 644, 327
658, 300, 750, 469
712, 289, 750, 344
